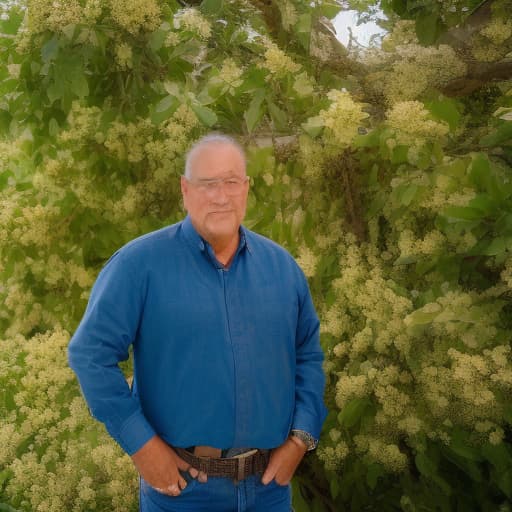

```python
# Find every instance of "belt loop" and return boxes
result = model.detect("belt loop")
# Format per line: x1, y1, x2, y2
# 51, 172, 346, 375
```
236, 458, 245, 482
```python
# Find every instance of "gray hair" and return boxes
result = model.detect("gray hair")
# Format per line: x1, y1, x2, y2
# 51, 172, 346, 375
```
184, 133, 246, 179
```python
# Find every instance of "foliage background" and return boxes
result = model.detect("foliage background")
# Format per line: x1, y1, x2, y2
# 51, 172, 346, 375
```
1, 0, 512, 510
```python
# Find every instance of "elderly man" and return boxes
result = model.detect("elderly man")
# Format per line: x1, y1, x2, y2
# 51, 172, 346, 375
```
68, 134, 326, 512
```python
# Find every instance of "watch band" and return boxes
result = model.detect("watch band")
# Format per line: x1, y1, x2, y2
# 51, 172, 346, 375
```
290, 429, 318, 451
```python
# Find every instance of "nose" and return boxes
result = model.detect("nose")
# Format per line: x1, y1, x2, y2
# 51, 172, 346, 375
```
210, 183, 229, 204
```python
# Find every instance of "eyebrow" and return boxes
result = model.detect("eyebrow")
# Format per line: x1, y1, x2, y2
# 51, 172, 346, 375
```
194, 174, 246, 181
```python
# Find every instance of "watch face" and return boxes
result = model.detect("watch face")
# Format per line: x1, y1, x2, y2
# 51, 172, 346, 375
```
304, 436, 317, 451
307, 437, 318, 451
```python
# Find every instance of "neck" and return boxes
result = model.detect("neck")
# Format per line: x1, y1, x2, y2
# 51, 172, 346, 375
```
208, 233, 240, 267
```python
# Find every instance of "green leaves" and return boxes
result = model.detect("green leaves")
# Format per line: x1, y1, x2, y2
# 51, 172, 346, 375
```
69, 69, 89, 99
41, 37, 59, 64
0, 169, 12, 192
0, 6, 23, 36
426, 98, 461, 131
0, 469, 13, 489
442, 205, 483, 221
469, 153, 491, 191
415, 450, 452, 496
338, 398, 373, 428
291, 480, 311, 512
293, 72, 314, 97
382, 0, 473, 36
475, 236, 512, 256
155, 94, 178, 114
301, 115, 324, 138
318, 2, 343, 19
267, 100, 287, 131
405, 305, 441, 326
244, 89, 265, 133
191, 103, 217, 127
480, 121, 512, 147
44, 49, 90, 106
415, 13, 443, 45
294, 13, 312, 51
148, 24, 170, 52
448, 430, 482, 462
200, 0, 224, 15
0, 503, 19, 512
366, 463, 385, 490
396, 183, 419, 206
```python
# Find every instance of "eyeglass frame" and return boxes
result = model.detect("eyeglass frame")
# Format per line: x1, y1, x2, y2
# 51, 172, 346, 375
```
183, 175, 249, 195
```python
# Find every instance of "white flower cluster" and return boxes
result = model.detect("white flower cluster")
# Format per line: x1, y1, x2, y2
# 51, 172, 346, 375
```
173, 8, 212, 40
208, 58, 244, 95
0, 330, 138, 511
296, 246, 319, 278
59, 101, 103, 147
109, 0, 161, 35
261, 41, 301, 77
277, 0, 298, 30
472, 16, 512, 62
297, 135, 325, 179
24, 0, 83, 35
319, 229, 511, 475
104, 118, 154, 163
115, 42, 133, 69
386, 101, 450, 147
22, 0, 160, 41
480, 18, 512, 45
381, 20, 417, 51
319, 90, 369, 148
368, 43, 466, 104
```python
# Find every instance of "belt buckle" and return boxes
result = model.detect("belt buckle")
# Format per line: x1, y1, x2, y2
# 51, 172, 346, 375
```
232, 449, 258, 459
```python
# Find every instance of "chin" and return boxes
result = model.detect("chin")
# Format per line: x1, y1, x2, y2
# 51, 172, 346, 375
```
207, 215, 235, 227
210, 227, 237, 240
205, 220, 237, 237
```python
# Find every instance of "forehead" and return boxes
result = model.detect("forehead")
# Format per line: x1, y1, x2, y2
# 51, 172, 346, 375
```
189, 143, 246, 179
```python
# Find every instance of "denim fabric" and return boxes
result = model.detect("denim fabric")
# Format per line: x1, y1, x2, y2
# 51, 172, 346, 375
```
139, 475, 291, 512
68, 215, 326, 455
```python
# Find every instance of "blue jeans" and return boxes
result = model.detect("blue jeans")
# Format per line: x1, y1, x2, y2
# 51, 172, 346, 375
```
139, 473, 292, 512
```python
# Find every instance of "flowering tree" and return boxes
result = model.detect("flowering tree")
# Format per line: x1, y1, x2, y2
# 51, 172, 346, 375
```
1, 0, 512, 510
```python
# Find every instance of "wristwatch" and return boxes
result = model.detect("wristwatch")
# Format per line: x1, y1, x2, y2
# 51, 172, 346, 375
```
290, 429, 318, 451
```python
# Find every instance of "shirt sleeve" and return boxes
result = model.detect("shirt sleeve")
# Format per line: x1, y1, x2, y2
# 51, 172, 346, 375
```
292, 270, 328, 440
67, 251, 156, 455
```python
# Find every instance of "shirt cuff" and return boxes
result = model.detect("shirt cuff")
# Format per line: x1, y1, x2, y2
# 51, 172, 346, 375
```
117, 410, 157, 455
292, 409, 324, 441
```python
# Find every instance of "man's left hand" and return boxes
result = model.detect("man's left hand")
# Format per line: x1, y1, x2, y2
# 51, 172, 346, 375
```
261, 437, 307, 486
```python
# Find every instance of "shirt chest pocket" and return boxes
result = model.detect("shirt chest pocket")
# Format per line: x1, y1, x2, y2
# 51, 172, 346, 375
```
236, 285, 299, 339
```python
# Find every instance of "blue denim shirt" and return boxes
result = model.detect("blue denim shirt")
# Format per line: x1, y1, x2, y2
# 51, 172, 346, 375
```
68, 216, 327, 455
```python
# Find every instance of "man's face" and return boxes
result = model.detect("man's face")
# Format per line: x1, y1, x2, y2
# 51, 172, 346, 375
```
181, 143, 249, 246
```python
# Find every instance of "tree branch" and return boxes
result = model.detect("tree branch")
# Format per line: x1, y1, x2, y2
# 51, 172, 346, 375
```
442, 58, 512, 97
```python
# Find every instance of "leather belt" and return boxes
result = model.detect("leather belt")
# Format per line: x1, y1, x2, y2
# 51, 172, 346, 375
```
175, 447, 270, 482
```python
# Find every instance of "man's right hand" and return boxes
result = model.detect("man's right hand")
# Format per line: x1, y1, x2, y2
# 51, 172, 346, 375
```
131, 435, 202, 496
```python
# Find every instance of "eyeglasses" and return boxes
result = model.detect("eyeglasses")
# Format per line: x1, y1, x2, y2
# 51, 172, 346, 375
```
186, 176, 249, 195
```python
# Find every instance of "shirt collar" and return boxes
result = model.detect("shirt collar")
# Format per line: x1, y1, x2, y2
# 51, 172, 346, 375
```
181, 215, 250, 255
239, 226, 251, 255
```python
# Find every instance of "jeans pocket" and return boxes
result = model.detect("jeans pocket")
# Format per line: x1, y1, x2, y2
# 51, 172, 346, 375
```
179, 469, 199, 493
270, 478, 290, 488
